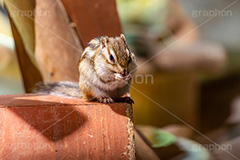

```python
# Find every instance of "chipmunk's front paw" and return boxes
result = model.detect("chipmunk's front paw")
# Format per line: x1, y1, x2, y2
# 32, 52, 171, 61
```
98, 97, 114, 103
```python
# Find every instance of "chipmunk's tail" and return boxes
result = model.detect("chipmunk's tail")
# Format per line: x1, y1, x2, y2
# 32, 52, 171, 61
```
33, 81, 82, 99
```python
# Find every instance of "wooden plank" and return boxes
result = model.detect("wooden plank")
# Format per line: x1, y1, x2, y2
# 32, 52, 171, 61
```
8, 16, 42, 93
35, 0, 83, 82
61, 0, 122, 47
0, 94, 135, 160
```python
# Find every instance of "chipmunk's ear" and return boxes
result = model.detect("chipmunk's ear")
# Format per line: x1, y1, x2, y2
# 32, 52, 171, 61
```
120, 34, 126, 41
100, 37, 109, 49
88, 39, 100, 49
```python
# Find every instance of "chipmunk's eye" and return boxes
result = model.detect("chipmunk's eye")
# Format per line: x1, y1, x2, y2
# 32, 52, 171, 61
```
127, 57, 132, 65
109, 54, 115, 63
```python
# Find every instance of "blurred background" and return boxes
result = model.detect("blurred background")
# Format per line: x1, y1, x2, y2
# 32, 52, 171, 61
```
0, 4, 24, 94
1, 0, 240, 159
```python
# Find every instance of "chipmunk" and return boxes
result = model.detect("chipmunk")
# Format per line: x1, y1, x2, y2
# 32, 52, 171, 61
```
35, 34, 137, 103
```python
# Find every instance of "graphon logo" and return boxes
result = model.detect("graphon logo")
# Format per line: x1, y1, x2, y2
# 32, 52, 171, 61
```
10, 9, 51, 18
192, 144, 232, 151
131, 74, 154, 84
192, 9, 232, 18
12, 142, 52, 151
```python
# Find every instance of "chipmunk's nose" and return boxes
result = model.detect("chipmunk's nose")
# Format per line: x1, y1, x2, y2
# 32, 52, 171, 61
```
122, 69, 128, 76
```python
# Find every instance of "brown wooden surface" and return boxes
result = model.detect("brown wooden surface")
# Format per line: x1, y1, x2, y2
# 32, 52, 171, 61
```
35, 0, 83, 82
0, 94, 135, 160
61, 0, 122, 48
8, 17, 42, 93
5, 0, 43, 92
